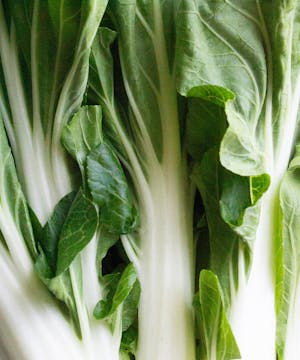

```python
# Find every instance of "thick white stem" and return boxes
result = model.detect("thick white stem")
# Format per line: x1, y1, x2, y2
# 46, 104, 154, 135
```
81, 236, 121, 360
0, 248, 84, 360
133, 3, 195, 357
136, 167, 195, 360
230, 181, 278, 360
229, 79, 300, 360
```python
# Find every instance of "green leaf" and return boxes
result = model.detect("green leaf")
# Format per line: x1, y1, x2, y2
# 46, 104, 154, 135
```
0, 0, 108, 222
93, 299, 111, 320
250, 174, 271, 204
121, 279, 140, 332
176, 0, 300, 176
0, 115, 36, 260
197, 270, 240, 360
35, 251, 83, 337
219, 169, 258, 228
192, 149, 262, 307
96, 226, 119, 278
87, 142, 137, 234
3, 0, 108, 132
89, 27, 117, 108
186, 89, 267, 306
187, 85, 235, 107
178, 3, 300, 357
89, 26, 133, 158
89, 26, 136, 153
121, 325, 138, 355
176, 0, 267, 176
56, 190, 98, 275
35, 249, 53, 280
62, 105, 103, 171
41, 192, 76, 273
185, 96, 228, 162
104, 0, 182, 162
93, 263, 138, 320
219, 174, 251, 228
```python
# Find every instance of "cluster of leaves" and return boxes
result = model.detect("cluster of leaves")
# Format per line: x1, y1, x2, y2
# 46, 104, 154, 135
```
1, 1, 300, 360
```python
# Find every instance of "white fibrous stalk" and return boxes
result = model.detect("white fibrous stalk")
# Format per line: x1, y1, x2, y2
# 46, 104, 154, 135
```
110, 3, 196, 357
135, 164, 195, 360
0, 2, 120, 360
230, 186, 278, 360
230, 52, 300, 360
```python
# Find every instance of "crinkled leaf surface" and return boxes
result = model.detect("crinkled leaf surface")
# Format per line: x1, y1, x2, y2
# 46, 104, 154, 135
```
177, 2, 300, 357
177, 0, 300, 176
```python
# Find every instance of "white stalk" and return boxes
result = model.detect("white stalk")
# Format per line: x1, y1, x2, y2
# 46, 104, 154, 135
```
0, 207, 33, 276
230, 181, 278, 360
136, 165, 195, 360
0, 247, 84, 360
0, 3, 118, 360
123, 2, 196, 358
81, 236, 121, 360
229, 3, 300, 358
229, 76, 300, 360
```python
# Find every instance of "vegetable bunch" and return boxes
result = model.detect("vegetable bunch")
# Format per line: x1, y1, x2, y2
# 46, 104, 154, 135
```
0, 1, 300, 360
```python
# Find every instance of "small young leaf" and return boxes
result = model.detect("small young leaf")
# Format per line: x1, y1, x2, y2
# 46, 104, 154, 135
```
110, 263, 138, 316
93, 299, 111, 320
93, 263, 138, 320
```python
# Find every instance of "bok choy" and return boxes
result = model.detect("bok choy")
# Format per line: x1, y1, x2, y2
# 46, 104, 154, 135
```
0, 1, 300, 360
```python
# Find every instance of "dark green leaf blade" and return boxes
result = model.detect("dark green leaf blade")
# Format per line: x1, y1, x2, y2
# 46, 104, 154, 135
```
56, 190, 98, 275
87, 142, 137, 234
93, 263, 138, 320
40, 192, 76, 272
110, 263, 138, 317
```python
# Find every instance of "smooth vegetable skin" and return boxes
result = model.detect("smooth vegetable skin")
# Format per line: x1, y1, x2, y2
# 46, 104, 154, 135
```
0, 1, 300, 360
